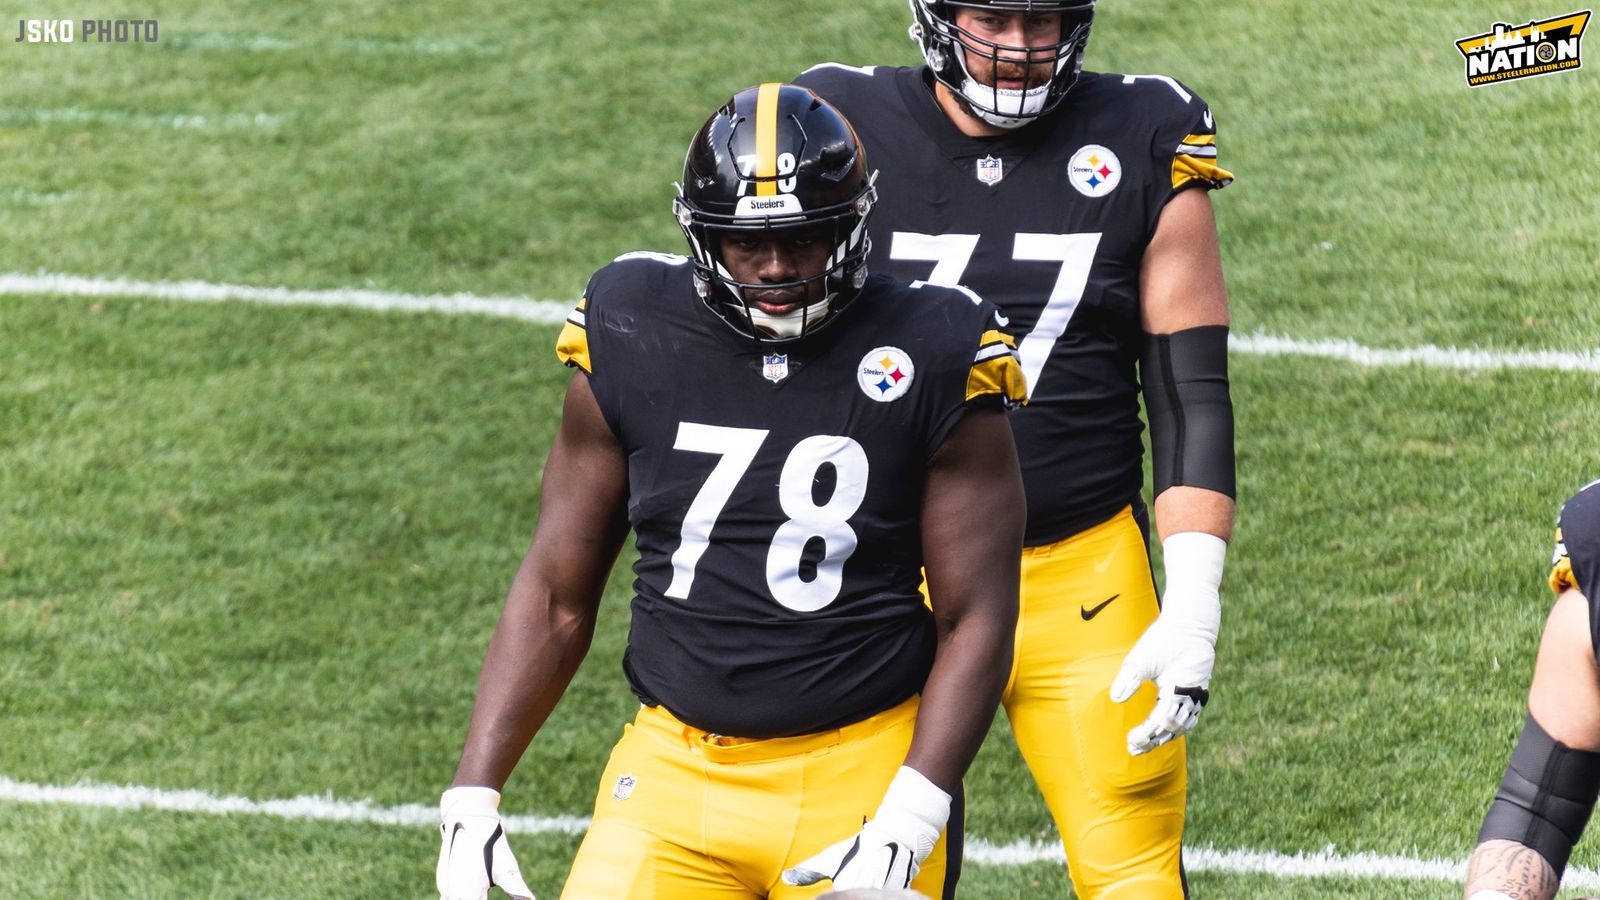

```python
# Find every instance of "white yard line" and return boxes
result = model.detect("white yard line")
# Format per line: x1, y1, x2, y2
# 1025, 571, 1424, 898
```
160, 32, 502, 55
0, 272, 570, 322
1229, 332, 1600, 373
0, 777, 588, 835
4, 271, 1596, 372
2, 777, 1596, 886
0, 109, 290, 131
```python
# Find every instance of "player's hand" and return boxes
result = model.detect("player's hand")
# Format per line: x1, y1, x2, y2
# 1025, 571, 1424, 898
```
1111, 532, 1225, 756
437, 786, 535, 900
782, 766, 950, 890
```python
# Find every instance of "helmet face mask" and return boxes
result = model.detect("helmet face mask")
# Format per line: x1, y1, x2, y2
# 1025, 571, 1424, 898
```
909, 0, 1096, 129
676, 84, 877, 343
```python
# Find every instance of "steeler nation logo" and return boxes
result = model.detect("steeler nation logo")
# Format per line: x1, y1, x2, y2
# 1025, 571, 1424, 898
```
1456, 9, 1590, 87
1068, 144, 1122, 198
762, 352, 790, 383
976, 154, 1004, 186
858, 346, 915, 402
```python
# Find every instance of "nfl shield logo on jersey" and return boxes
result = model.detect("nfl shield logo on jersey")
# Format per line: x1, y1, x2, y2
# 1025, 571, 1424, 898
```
763, 353, 790, 383
976, 155, 1004, 186
612, 774, 637, 800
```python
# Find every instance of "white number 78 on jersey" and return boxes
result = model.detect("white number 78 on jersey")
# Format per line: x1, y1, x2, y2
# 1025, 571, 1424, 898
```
664, 423, 869, 613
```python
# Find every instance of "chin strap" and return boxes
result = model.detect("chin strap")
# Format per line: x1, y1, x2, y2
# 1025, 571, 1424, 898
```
746, 294, 834, 340
959, 79, 1050, 129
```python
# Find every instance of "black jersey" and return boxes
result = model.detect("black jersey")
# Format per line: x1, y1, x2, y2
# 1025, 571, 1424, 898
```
1549, 478, 1600, 660
796, 63, 1232, 546
555, 253, 1025, 738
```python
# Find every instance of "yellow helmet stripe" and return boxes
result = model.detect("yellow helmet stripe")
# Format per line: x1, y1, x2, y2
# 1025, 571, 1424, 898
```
755, 82, 781, 196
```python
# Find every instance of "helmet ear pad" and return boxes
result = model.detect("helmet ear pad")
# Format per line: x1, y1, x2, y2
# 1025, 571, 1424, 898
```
676, 84, 877, 344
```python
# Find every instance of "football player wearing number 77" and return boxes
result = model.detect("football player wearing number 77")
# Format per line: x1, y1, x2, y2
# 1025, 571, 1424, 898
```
436, 83, 1027, 899
795, 1, 1237, 896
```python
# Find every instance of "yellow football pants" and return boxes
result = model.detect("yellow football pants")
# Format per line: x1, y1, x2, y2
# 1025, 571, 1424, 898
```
1005, 505, 1188, 899
561, 695, 947, 899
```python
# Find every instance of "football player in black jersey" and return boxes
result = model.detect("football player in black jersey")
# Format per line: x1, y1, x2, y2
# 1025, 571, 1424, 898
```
795, 2, 1236, 896
1464, 480, 1600, 900
435, 84, 1028, 899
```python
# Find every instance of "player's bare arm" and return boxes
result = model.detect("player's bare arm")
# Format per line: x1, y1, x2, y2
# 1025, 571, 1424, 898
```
785, 404, 1024, 891
1465, 589, 1600, 900
437, 371, 628, 900
1464, 840, 1560, 900
1109, 186, 1236, 755
450, 371, 630, 791
907, 405, 1025, 791
1141, 187, 1234, 544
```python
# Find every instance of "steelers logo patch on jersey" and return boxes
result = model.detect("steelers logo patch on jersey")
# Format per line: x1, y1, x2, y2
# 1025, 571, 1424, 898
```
1068, 144, 1122, 198
858, 346, 915, 402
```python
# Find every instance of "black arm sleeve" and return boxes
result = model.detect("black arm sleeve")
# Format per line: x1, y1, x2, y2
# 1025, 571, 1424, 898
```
1142, 324, 1236, 498
1478, 713, 1600, 875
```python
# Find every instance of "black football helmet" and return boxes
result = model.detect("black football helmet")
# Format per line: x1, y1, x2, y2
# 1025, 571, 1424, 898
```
675, 83, 876, 342
908, 0, 1096, 129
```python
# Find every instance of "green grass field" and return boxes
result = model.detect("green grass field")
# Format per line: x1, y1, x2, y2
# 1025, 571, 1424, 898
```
3, 0, 1599, 896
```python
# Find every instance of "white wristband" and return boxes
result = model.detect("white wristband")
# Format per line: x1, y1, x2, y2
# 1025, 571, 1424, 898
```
1159, 532, 1224, 636
874, 766, 951, 860
441, 785, 501, 818
878, 766, 951, 832
1465, 892, 1516, 900
1161, 532, 1227, 597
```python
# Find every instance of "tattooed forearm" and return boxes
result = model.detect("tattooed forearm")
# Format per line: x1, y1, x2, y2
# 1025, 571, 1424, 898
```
1463, 839, 1560, 900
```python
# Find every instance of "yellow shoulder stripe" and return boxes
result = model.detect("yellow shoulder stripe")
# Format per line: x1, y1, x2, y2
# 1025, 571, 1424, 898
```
979, 328, 1017, 349
967, 352, 1028, 406
1551, 555, 1577, 594
555, 297, 591, 372
1173, 156, 1235, 191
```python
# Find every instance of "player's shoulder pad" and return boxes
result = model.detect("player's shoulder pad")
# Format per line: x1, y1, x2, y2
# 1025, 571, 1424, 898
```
1089, 70, 1212, 116
794, 62, 897, 105
560, 251, 692, 373
902, 280, 1028, 407
796, 61, 883, 85
1550, 477, 1600, 596
1085, 71, 1229, 191
585, 250, 692, 310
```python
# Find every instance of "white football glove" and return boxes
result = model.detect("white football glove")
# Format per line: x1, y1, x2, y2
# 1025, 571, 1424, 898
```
1110, 531, 1225, 756
782, 766, 950, 890
436, 786, 535, 900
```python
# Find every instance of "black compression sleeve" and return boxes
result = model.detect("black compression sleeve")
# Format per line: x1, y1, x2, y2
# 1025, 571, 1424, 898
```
1478, 713, 1600, 875
1142, 325, 1236, 498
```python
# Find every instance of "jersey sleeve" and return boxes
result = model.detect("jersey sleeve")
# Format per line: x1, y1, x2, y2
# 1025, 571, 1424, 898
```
1151, 80, 1234, 198
1550, 479, 1600, 596
555, 294, 591, 373
555, 262, 633, 437
926, 298, 1027, 456
966, 316, 1028, 409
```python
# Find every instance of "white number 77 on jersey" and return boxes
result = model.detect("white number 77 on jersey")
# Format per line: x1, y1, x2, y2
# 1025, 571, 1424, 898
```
892, 231, 1102, 399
